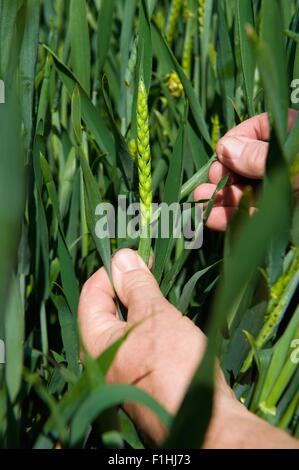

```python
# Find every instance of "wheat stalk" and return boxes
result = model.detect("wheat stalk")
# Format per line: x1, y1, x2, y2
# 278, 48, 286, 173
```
128, 138, 138, 162
198, 0, 205, 37
183, 0, 190, 22
125, 37, 138, 88
241, 248, 299, 373
211, 114, 220, 151
182, 12, 194, 79
137, 77, 152, 263
166, 71, 184, 98
166, 0, 183, 46
154, 7, 165, 32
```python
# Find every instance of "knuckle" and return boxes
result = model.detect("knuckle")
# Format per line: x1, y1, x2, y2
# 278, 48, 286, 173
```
124, 270, 158, 298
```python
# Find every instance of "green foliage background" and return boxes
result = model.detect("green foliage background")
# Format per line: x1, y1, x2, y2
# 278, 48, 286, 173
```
0, 0, 298, 448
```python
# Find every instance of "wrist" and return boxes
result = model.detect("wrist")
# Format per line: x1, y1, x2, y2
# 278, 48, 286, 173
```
203, 397, 248, 449
204, 397, 299, 449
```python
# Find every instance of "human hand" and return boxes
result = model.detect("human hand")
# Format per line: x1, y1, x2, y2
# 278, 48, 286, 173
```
195, 110, 298, 231
78, 248, 239, 445
78, 249, 299, 448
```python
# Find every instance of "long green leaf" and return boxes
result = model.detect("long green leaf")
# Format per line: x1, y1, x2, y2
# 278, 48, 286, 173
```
96, 0, 115, 77
44, 46, 116, 164
217, 0, 235, 128
79, 149, 112, 277
178, 262, 219, 314
152, 23, 212, 147
154, 124, 185, 283
70, 383, 172, 446
70, 0, 91, 95
236, 0, 255, 116
19, 0, 40, 153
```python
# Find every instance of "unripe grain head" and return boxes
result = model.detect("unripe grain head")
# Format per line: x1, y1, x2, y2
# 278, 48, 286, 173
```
137, 78, 152, 225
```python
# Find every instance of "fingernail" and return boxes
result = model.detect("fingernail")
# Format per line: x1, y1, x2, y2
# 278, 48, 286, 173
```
221, 137, 244, 160
113, 249, 146, 273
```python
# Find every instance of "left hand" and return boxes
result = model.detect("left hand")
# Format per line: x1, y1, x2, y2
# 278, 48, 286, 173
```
194, 111, 298, 231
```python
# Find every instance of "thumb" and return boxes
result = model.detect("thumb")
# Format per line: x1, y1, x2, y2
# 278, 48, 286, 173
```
217, 136, 269, 179
112, 249, 168, 322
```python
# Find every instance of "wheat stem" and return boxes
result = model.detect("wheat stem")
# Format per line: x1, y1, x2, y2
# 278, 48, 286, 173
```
241, 248, 299, 373
137, 77, 152, 264
166, 71, 184, 98
198, 0, 205, 37
166, 0, 183, 46
211, 114, 220, 152
182, 13, 194, 79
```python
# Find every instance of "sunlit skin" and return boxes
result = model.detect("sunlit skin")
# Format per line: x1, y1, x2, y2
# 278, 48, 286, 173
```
195, 110, 298, 231
78, 113, 299, 448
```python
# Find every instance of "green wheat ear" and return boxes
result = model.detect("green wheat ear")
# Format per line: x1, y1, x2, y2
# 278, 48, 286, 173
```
137, 77, 152, 264
154, 8, 165, 32
182, 11, 194, 79
128, 138, 137, 161
166, 0, 183, 46
241, 248, 299, 373
198, 0, 205, 36
166, 71, 184, 98
211, 114, 220, 151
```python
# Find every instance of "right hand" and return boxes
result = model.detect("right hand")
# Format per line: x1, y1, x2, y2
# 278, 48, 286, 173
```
78, 249, 238, 445
194, 110, 298, 231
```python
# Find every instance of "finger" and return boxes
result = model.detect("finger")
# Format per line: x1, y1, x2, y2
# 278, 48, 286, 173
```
112, 249, 169, 323
218, 110, 297, 142
205, 207, 237, 231
78, 266, 125, 357
223, 113, 271, 141
208, 161, 240, 185
217, 136, 269, 179
194, 183, 246, 207
148, 254, 154, 271
205, 206, 257, 231
216, 110, 298, 179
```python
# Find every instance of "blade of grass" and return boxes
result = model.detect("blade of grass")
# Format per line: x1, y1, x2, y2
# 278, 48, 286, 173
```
0, 0, 22, 75
96, 0, 115, 77
44, 46, 116, 165
70, 0, 91, 95
246, 1, 289, 146
152, 23, 212, 147
79, 149, 112, 278
217, 0, 235, 128
236, 0, 255, 117
52, 295, 80, 376
153, 124, 185, 283
70, 383, 172, 446
178, 261, 219, 314
19, 0, 40, 153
